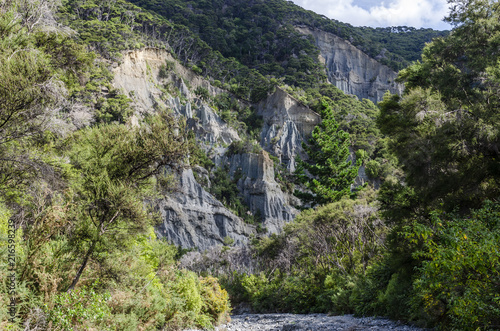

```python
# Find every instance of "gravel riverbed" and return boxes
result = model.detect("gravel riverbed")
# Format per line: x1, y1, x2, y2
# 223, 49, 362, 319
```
186, 313, 425, 331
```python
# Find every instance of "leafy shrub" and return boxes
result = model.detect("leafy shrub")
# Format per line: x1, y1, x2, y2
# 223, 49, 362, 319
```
95, 90, 133, 124
191, 65, 202, 75
158, 64, 169, 79
159, 60, 175, 79
226, 139, 261, 156
365, 160, 381, 179
194, 86, 210, 101
355, 149, 369, 163
409, 201, 500, 330
47, 283, 111, 331
200, 276, 231, 324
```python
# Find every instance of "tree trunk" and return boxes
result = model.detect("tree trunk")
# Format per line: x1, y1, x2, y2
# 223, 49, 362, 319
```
67, 240, 96, 292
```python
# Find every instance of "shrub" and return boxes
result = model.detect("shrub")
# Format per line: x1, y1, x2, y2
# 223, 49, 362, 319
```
194, 86, 210, 101
365, 160, 381, 179
409, 201, 500, 330
46, 283, 111, 331
355, 149, 369, 163
200, 276, 231, 324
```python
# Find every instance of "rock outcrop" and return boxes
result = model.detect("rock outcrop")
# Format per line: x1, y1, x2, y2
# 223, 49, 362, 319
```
222, 151, 298, 234
113, 48, 304, 248
295, 26, 404, 102
112, 46, 378, 250
155, 169, 254, 250
257, 87, 321, 171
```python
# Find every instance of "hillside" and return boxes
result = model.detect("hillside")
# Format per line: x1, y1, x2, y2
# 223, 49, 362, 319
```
2, 0, 499, 330
127, 0, 448, 72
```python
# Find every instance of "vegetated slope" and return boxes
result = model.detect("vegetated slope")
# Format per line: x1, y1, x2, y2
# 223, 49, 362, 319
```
127, 0, 448, 75
0, 1, 233, 329
181, 2, 500, 331
56, 0, 401, 229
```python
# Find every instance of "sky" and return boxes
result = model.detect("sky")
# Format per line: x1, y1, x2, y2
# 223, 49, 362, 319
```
289, 0, 453, 30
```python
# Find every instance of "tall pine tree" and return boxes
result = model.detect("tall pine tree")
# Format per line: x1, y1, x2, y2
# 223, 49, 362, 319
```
294, 98, 359, 207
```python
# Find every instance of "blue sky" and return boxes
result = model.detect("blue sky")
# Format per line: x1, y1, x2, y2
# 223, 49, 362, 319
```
289, 0, 453, 30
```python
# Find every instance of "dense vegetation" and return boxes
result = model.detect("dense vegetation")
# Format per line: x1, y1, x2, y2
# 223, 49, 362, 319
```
127, 0, 448, 73
0, 1, 230, 329
3, 0, 498, 329
191, 1, 498, 330
294, 99, 359, 207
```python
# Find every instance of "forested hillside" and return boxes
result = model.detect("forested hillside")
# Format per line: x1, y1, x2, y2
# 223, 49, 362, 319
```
1, 0, 499, 330
128, 0, 447, 79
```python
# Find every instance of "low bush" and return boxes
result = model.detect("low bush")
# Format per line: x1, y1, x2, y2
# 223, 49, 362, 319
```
409, 201, 500, 330
46, 283, 111, 331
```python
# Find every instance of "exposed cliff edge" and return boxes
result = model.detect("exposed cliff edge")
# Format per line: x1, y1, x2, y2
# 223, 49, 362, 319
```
112, 48, 306, 249
113, 48, 250, 249
155, 169, 254, 250
112, 47, 376, 250
257, 87, 321, 172
295, 26, 404, 102
221, 150, 299, 234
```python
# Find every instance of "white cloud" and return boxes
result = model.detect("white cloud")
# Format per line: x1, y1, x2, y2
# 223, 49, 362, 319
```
290, 0, 452, 30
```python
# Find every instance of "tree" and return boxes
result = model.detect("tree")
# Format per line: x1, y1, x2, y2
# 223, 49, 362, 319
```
378, 0, 500, 215
66, 111, 189, 291
294, 98, 359, 207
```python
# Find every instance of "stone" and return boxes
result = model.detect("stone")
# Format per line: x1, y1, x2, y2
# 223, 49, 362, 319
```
295, 26, 404, 102
155, 169, 254, 250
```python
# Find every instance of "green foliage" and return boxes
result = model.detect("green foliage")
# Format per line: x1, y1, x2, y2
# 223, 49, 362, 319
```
47, 282, 111, 330
127, 0, 327, 90
225, 191, 386, 314
95, 89, 133, 123
58, 0, 163, 60
199, 276, 231, 325
194, 86, 210, 101
366, 3, 500, 329
226, 138, 262, 156
0, 6, 94, 201
294, 98, 359, 206
408, 201, 500, 329
127, 0, 443, 84
0, 2, 232, 329
378, 0, 500, 214
365, 160, 381, 179
65, 111, 189, 290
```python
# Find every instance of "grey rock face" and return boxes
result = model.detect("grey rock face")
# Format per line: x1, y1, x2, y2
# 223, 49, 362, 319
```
155, 169, 254, 250
296, 26, 404, 102
113, 47, 376, 250
257, 88, 321, 171
222, 151, 298, 234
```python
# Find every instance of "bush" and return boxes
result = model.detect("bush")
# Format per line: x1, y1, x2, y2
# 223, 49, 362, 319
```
409, 201, 500, 330
200, 276, 231, 324
355, 149, 369, 163
365, 160, 381, 179
194, 86, 210, 101
46, 283, 111, 331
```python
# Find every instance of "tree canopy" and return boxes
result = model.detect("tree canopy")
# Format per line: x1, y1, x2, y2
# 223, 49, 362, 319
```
378, 0, 500, 217
294, 98, 359, 207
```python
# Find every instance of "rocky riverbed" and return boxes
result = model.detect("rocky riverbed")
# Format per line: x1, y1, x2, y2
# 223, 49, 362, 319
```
187, 313, 425, 330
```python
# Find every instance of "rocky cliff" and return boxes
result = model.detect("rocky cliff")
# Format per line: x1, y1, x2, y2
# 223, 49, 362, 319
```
295, 26, 404, 102
113, 48, 305, 249
221, 151, 298, 234
257, 87, 321, 172
155, 169, 255, 249
112, 45, 380, 250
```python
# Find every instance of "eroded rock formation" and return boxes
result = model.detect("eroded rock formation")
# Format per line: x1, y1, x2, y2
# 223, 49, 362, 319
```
296, 26, 404, 102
